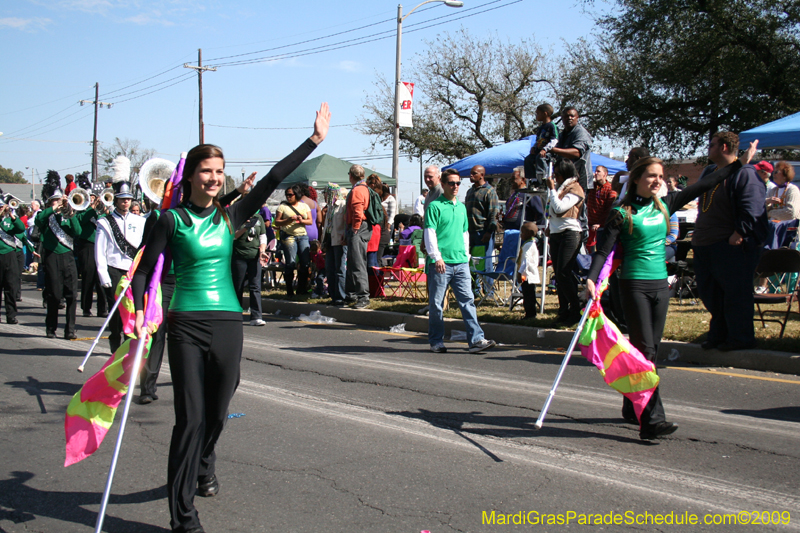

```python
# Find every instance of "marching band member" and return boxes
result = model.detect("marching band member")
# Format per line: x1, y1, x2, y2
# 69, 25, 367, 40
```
74, 184, 109, 318
0, 197, 26, 324
132, 103, 329, 533
35, 188, 81, 339
95, 181, 145, 353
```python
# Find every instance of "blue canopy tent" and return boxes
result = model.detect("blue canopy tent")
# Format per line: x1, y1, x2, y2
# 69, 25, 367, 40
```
442, 135, 627, 176
739, 111, 800, 150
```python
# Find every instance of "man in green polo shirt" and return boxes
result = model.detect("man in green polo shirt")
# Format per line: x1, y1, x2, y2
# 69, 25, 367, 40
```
424, 168, 496, 354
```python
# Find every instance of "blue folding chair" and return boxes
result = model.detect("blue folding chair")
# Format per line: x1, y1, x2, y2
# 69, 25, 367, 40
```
472, 230, 522, 307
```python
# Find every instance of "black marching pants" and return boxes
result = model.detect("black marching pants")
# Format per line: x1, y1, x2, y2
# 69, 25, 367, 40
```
75, 239, 107, 315
0, 252, 20, 320
103, 266, 126, 353
166, 315, 243, 533
549, 229, 581, 319
44, 250, 77, 336
139, 276, 175, 397
619, 279, 668, 427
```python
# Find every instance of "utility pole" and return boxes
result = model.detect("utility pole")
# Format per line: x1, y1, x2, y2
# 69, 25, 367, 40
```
184, 49, 217, 144
79, 83, 113, 183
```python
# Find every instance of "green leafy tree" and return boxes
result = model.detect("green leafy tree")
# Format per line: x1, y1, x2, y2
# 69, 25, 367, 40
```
359, 29, 559, 161
0, 165, 28, 184
560, 0, 800, 157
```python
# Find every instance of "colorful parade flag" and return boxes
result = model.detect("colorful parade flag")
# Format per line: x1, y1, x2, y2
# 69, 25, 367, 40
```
64, 155, 185, 466
577, 247, 660, 422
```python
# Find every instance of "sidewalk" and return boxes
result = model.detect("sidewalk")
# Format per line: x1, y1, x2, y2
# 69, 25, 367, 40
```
260, 298, 800, 376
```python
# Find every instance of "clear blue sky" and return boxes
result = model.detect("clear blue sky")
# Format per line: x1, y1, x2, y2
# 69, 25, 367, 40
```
1, 0, 605, 207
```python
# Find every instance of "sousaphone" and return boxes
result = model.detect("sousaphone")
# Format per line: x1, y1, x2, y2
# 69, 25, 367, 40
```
138, 157, 176, 205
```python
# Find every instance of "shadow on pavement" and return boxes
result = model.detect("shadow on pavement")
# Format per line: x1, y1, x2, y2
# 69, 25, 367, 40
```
0, 471, 169, 532
721, 406, 800, 423
388, 408, 642, 454
4, 376, 81, 414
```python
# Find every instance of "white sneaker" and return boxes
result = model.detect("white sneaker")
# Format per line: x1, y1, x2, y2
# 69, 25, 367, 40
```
250, 319, 266, 326
430, 343, 447, 353
469, 339, 496, 353
755, 286, 767, 294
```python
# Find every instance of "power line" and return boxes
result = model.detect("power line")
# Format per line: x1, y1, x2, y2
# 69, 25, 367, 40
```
209, 0, 515, 68
1, 103, 88, 138
0, 86, 95, 117
113, 74, 196, 104
102, 64, 185, 96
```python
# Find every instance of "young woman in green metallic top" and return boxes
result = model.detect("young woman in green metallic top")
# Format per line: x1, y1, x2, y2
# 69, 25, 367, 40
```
132, 103, 330, 533
585, 141, 758, 441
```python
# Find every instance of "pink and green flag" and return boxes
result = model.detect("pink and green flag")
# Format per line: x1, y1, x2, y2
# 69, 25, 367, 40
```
64, 155, 185, 467
578, 248, 660, 422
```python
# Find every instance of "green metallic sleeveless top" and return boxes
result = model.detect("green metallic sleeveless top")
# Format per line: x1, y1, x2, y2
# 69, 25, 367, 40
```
168, 207, 242, 313
615, 199, 668, 280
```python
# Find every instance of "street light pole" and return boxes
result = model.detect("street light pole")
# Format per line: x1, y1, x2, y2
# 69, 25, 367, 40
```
392, 0, 463, 208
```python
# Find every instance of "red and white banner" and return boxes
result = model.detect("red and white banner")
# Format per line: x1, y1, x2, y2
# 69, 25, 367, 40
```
398, 81, 414, 128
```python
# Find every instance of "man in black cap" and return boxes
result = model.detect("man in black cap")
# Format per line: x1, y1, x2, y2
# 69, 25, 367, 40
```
95, 182, 145, 353
35, 188, 81, 339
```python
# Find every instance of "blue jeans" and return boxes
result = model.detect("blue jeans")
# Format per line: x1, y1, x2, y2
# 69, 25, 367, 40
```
428, 262, 485, 346
325, 244, 347, 303
282, 235, 310, 289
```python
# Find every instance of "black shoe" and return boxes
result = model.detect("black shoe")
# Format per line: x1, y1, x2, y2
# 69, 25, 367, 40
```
718, 340, 758, 352
46, 331, 56, 339
64, 332, 77, 340
83, 311, 93, 317
622, 409, 639, 425
640, 421, 678, 440
98, 311, 108, 318
138, 395, 155, 405
58, 302, 66, 310
7, 317, 18, 324
701, 339, 722, 350
197, 474, 219, 497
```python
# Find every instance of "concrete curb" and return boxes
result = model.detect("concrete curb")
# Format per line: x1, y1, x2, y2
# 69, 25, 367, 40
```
261, 298, 800, 376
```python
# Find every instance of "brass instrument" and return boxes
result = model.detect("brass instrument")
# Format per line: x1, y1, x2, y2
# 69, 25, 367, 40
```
67, 187, 91, 212
138, 157, 176, 205
101, 188, 115, 208
4, 195, 20, 210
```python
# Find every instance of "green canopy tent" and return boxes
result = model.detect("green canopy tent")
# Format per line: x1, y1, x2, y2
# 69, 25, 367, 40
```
279, 154, 394, 189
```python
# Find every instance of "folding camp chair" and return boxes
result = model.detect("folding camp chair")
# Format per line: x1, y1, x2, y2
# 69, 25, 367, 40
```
472, 230, 522, 307
753, 248, 800, 338
377, 245, 427, 300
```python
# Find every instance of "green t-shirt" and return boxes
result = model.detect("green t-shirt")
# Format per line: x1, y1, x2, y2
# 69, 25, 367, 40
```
615, 200, 668, 280
424, 195, 469, 265
233, 214, 266, 260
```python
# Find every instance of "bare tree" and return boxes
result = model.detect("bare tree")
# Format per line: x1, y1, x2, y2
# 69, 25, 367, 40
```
99, 137, 157, 180
359, 29, 559, 162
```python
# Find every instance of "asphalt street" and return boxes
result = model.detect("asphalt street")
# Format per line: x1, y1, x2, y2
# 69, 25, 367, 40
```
1, 281, 799, 532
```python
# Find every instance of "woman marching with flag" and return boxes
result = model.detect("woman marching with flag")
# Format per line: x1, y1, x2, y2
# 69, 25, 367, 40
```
584, 140, 757, 441
132, 103, 330, 533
